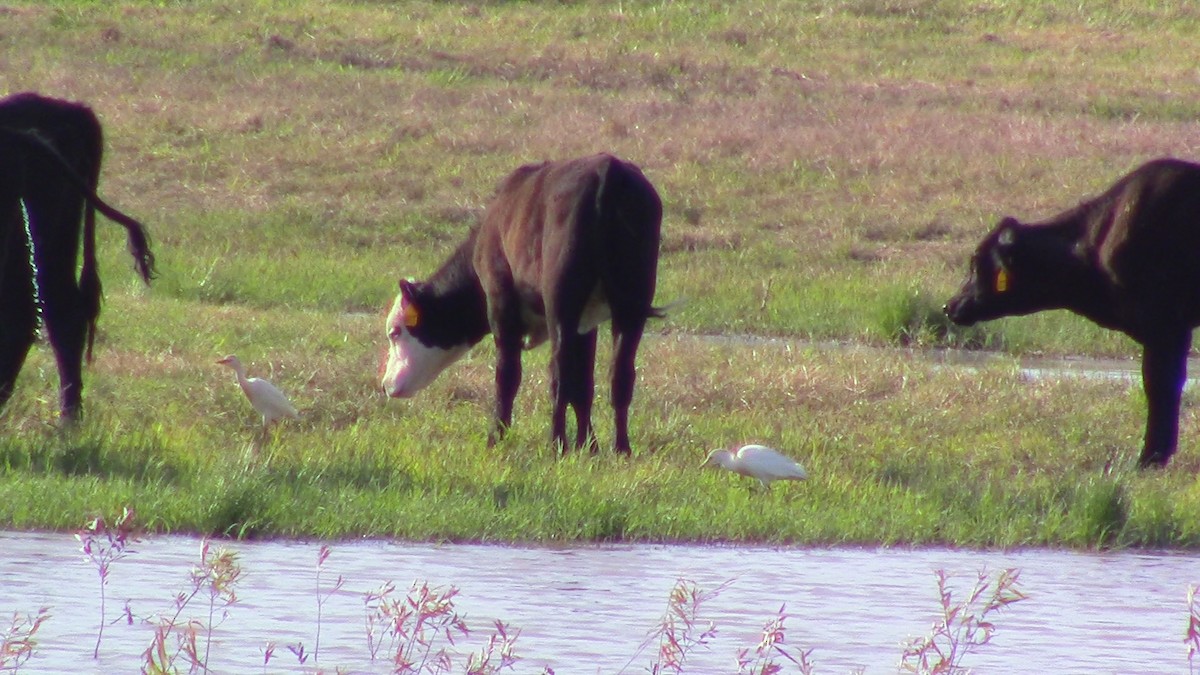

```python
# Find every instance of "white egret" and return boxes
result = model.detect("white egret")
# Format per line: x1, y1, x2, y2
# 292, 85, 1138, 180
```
216, 355, 299, 429
702, 444, 808, 489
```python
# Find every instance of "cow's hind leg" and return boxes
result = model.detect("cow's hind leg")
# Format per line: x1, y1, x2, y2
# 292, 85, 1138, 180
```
0, 291, 36, 414
38, 262, 87, 422
29, 216, 87, 421
1138, 330, 1191, 468
547, 327, 574, 455
0, 214, 38, 414
24, 191, 89, 422
610, 318, 646, 456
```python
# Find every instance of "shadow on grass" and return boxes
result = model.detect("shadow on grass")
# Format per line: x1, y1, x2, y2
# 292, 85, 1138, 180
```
0, 431, 181, 484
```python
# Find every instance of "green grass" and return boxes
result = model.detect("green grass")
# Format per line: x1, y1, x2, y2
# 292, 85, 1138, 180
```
3, 0, 1200, 545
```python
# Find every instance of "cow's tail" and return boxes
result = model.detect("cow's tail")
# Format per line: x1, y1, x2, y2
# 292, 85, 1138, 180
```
78, 127, 103, 362
11, 128, 157, 360
11, 130, 156, 281
92, 193, 156, 285
80, 189, 101, 361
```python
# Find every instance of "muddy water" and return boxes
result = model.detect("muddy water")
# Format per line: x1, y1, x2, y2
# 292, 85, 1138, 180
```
0, 532, 1195, 673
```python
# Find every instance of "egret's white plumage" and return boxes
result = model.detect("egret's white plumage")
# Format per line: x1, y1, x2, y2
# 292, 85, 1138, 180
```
702, 444, 808, 488
217, 355, 299, 428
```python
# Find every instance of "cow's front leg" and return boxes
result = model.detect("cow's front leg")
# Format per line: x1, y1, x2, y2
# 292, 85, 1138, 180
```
548, 325, 570, 455
567, 329, 598, 453
490, 332, 523, 447
548, 319, 599, 455
1138, 330, 1191, 468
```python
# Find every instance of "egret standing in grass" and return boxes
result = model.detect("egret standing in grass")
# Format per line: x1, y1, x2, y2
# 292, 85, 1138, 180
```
217, 355, 299, 434
702, 444, 808, 489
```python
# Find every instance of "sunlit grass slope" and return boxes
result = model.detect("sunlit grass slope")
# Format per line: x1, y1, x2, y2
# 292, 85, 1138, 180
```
2, 0, 1200, 544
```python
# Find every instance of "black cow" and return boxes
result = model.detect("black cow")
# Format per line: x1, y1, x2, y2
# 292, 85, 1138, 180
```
0, 92, 155, 422
945, 158, 1200, 468
381, 153, 662, 455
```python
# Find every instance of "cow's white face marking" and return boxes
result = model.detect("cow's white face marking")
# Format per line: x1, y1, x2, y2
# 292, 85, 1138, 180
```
381, 292, 470, 398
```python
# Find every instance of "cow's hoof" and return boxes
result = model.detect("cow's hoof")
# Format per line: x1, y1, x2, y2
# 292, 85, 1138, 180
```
1136, 453, 1171, 469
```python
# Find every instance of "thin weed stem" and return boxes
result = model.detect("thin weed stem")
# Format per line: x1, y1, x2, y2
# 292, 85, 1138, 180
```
76, 506, 139, 659
314, 543, 344, 666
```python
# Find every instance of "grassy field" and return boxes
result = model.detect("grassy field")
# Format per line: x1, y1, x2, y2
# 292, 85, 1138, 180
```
3, 0, 1200, 546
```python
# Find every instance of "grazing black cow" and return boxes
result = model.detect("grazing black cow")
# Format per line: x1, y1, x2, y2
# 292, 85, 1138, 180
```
381, 153, 662, 455
0, 92, 155, 421
945, 158, 1200, 468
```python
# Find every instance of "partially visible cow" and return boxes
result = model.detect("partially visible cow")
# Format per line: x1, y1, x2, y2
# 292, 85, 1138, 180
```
945, 157, 1200, 468
0, 92, 155, 421
381, 153, 662, 455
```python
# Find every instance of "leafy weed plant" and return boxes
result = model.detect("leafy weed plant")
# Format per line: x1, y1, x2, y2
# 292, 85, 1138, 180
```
76, 506, 140, 659
900, 568, 1027, 674
736, 604, 813, 675
143, 540, 242, 674
361, 579, 521, 674
636, 570, 1025, 674
0, 607, 49, 672
1187, 584, 1200, 674
622, 578, 729, 674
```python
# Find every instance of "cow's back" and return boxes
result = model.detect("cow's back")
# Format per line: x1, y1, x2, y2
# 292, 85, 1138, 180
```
1086, 159, 1200, 326
0, 93, 103, 183
479, 153, 661, 319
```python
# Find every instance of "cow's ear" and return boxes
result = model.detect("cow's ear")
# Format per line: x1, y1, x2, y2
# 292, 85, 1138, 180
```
403, 302, 420, 328
398, 278, 421, 328
993, 217, 1020, 266
996, 217, 1020, 249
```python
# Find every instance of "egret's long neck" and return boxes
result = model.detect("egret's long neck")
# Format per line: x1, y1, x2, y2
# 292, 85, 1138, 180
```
229, 363, 249, 385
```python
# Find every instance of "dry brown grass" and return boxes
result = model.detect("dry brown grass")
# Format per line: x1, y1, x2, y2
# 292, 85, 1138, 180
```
7, 1, 1196, 280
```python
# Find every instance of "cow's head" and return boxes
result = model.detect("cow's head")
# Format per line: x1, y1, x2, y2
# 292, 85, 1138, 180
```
945, 217, 1043, 325
381, 279, 472, 398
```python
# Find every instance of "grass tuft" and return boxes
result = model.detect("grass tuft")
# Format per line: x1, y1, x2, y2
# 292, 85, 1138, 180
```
1078, 478, 1128, 547
878, 287, 997, 349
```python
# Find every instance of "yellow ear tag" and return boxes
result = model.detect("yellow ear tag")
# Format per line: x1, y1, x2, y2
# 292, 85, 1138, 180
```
995, 268, 1009, 293
403, 303, 420, 328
